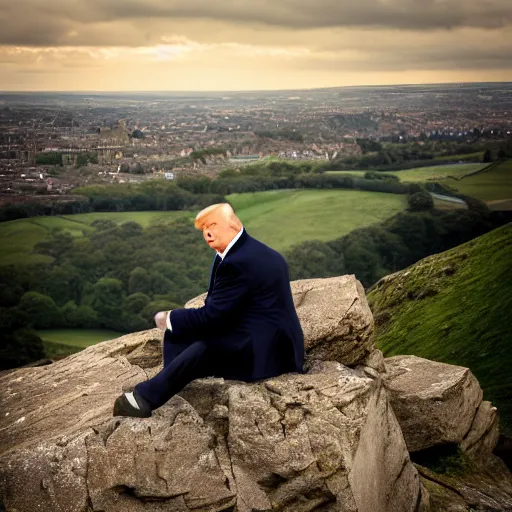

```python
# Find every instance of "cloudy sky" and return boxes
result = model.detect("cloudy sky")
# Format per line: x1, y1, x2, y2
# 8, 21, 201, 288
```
1, 0, 511, 91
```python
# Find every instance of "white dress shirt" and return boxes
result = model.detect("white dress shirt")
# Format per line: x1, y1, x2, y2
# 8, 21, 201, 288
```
166, 228, 244, 331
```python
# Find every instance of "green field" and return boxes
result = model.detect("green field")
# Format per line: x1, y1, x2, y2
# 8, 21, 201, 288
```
38, 329, 124, 359
61, 210, 191, 227
434, 152, 484, 162
327, 163, 487, 183
228, 189, 408, 250
0, 211, 190, 266
368, 224, 512, 435
0, 189, 408, 265
443, 160, 512, 202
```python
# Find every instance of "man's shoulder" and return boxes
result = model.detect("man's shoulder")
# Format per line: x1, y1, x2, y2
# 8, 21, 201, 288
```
227, 235, 286, 273
237, 233, 283, 260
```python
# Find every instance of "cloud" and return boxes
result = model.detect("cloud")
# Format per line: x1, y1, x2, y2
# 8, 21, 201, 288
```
0, 0, 511, 90
1, 0, 512, 48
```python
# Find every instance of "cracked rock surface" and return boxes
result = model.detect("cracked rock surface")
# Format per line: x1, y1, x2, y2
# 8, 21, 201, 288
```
0, 328, 423, 512
186, 275, 375, 367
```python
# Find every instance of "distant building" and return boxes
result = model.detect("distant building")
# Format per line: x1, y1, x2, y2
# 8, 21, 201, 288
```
164, 172, 175, 180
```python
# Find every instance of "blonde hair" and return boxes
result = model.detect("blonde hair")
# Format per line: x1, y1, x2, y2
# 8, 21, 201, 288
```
194, 203, 243, 231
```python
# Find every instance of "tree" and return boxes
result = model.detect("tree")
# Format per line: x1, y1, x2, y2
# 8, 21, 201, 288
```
41, 265, 85, 306
75, 153, 89, 167
408, 191, 434, 211
0, 330, 45, 370
35, 230, 74, 261
91, 278, 125, 327
482, 149, 493, 163
286, 241, 343, 280
128, 268, 151, 295
142, 300, 181, 323
124, 293, 151, 315
343, 242, 382, 287
18, 291, 62, 329
71, 305, 99, 328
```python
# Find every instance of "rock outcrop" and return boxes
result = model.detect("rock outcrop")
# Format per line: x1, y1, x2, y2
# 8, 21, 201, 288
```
186, 275, 375, 367
383, 356, 500, 458
1, 275, 511, 512
0, 338, 425, 511
384, 355, 512, 511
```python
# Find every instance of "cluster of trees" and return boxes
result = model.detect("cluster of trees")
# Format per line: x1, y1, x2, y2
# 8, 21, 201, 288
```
0, 198, 91, 222
185, 173, 410, 196
285, 206, 509, 288
75, 152, 99, 168
0, 182, 225, 222
3, 191, 509, 369
35, 152, 63, 166
323, 140, 492, 172
0, 217, 213, 368
1, 163, 416, 223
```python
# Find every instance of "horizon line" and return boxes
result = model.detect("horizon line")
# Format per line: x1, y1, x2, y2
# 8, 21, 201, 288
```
0, 80, 511, 95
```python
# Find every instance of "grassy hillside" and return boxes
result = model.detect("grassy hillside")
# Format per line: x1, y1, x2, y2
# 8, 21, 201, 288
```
443, 159, 512, 202
0, 189, 407, 265
368, 224, 512, 434
0, 211, 191, 265
38, 329, 123, 359
228, 189, 408, 250
434, 152, 484, 162
327, 162, 487, 182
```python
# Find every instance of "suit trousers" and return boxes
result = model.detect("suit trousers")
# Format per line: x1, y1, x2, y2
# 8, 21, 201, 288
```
135, 329, 252, 410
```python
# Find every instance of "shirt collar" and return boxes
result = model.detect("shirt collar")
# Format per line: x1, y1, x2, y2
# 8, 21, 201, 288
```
217, 227, 244, 260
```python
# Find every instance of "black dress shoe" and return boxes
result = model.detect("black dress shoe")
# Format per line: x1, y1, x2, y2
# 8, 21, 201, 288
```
113, 389, 152, 418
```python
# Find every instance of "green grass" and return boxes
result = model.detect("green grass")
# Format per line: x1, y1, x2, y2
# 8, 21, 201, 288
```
60, 210, 190, 228
0, 218, 53, 266
0, 211, 190, 266
227, 189, 408, 250
327, 163, 487, 183
38, 329, 124, 359
0, 190, 408, 265
434, 152, 484, 162
443, 160, 512, 202
368, 224, 512, 435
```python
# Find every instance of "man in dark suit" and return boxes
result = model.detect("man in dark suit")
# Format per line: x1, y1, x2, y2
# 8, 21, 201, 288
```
114, 203, 304, 417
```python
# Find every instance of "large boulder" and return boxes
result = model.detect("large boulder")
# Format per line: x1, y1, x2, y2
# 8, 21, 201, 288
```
383, 356, 498, 456
186, 275, 375, 367
0, 333, 426, 512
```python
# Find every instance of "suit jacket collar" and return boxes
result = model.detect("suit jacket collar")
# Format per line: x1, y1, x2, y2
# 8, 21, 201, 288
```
207, 230, 249, 296
217, 227, 245, 260
221, 228, 248, 260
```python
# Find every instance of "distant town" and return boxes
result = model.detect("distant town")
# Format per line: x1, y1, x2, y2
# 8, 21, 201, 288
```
0, 82, 511, 206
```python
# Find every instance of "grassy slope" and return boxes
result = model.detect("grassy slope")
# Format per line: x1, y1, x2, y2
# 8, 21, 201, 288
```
327, 163, 487, 182
60, 210, 191, 227
368, 224, 512, 434
38, 329, 124, 359
0, 189, 407, 265
0, 211, 190, 266
228, 189, 407, 250
443, 160, 512, 201
434, 152, 484, 162
38, 328, 122, 347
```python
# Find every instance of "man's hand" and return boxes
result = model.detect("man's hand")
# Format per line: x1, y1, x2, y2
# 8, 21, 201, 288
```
154, 311, 169, 330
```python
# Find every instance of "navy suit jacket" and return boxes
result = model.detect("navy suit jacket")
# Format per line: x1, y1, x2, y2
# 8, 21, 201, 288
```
169, 230, 304, 380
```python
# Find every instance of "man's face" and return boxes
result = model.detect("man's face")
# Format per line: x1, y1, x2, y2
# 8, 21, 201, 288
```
202, 219, 229, 253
